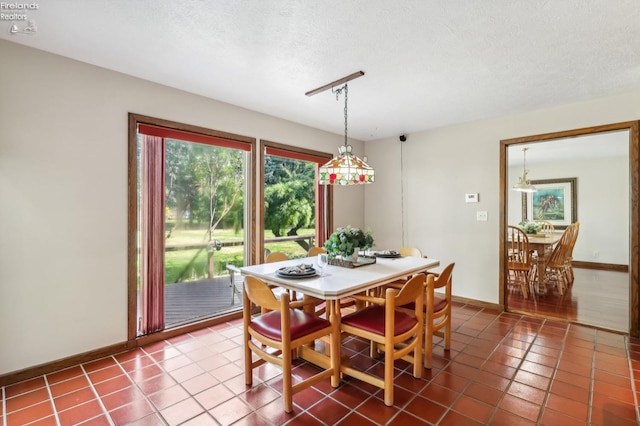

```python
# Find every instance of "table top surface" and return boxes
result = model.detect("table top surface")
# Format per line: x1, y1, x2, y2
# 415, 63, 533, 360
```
241, 256, 440, 300
527, 232, 563, 245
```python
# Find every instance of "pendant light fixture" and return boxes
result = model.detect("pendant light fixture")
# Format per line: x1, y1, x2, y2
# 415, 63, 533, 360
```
512, 147, 537, 192
306, 71, 375, 185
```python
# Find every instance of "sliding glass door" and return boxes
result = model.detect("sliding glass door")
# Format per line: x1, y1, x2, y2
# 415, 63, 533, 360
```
130, 115, 255, 335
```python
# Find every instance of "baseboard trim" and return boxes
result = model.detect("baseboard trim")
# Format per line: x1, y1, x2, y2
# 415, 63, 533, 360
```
0, 311, 242, 387
572, 261, 628, 272
0, 341, 132, 387
451, 295, 503, 312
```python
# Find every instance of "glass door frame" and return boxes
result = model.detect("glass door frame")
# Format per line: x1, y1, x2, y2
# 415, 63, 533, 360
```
127, 113, 257, 343
258, 140, 334, 264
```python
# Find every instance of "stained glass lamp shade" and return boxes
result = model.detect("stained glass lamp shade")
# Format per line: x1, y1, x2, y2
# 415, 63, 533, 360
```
319, 145, 375, 185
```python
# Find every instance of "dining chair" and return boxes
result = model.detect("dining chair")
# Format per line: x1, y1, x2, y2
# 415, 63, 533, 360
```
308, 246, 326, 256
424, 263, 453, 368
266, 251, 289, 263
243, 275, 339, 413
506, 225, 533, 298
397, 263, 455, 368
534, 219, 555, 235
226, 264, 243, 304
545, 222, 579, 295
339, 274, 424, 406
398, 246, 423, 257
564, 221, 580, 284
379, 246, 435, 294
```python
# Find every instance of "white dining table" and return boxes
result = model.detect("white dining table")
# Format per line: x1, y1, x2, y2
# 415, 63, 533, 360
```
240, 255, 441, 386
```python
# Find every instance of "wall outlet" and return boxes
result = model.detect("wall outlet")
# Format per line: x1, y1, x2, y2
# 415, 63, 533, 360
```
476, 211, 488, 221
593, 251, 600, 258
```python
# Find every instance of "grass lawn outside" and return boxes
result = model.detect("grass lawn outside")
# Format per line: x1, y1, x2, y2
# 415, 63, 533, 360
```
164, 225, 316, 284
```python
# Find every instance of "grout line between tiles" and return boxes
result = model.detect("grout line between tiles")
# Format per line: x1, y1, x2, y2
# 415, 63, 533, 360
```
624, 335, 640, 423
42, 374, 61, 426
535, 319, 570, 424
80, 363, 114, 426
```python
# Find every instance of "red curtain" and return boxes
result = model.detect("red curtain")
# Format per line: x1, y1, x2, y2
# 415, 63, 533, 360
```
139, 135, 166, 334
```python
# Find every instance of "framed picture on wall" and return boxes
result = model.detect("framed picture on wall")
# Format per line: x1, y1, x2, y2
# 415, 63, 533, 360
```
522, 178, 577, 229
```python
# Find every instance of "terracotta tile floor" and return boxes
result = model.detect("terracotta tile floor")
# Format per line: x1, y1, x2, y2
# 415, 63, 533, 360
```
2, 303, 640, 425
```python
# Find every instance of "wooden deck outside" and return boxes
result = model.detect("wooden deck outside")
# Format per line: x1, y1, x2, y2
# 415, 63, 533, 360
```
164, 274, 244, 328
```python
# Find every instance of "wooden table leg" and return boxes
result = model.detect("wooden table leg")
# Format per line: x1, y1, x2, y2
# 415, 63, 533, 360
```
329, 300, 341, 388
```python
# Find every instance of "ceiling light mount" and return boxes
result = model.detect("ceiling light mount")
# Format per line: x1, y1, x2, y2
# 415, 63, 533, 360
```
305, 70, 364, 97
310, 72, 374, 185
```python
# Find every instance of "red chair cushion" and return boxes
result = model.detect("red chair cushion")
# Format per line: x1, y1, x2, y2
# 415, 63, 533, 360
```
250, 309, 331, 341
341, 305, 417, 336
401, 296, 447, 313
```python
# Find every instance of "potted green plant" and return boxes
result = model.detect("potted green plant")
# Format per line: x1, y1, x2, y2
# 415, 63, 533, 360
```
519, 220, 542, 235
324, 226, 375, 260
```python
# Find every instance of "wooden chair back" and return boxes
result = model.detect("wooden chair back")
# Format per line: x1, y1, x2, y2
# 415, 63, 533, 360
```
266, 251, 289, 263
308, 246, 326, 256
563, 221, 580, 284
244, 275, 280, 311
425, 263, 454, 368
548, 225, 573, 267
507, 225, 532, 267
546, 222, 580, 294
535, 220, 555, 234
399, 246, 423, 257
567, 221, 580, 258
506, 225, 532, 298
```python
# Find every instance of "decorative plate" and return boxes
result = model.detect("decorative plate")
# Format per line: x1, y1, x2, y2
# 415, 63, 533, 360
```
374, 251, 401, 258
276, 264, 317, 278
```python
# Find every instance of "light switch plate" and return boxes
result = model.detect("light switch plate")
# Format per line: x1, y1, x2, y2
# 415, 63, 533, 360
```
476, 211, 488, 221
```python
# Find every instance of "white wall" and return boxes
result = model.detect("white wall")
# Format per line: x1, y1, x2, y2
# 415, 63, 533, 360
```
365, 92, 640, 305
0, 40, 365, 375
507, 156, 629, 264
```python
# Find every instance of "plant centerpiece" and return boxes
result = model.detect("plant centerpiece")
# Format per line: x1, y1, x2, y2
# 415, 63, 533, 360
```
324, 226, 374, 260
519, 220, 542, 235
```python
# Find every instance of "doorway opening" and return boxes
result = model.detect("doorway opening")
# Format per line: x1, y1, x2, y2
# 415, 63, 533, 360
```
500, 121, 639, 335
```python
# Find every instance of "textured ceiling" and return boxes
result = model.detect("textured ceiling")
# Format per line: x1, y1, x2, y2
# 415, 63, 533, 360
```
2, 0, 640, 141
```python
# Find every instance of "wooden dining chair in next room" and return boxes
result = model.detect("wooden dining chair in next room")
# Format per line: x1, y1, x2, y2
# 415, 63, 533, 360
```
506, 225, 533, 299
243, 275, 339, 413
564, 221, 580, 284
339, 274, 424, 406
545, 222, 580, 295
534, 219, 555, 235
